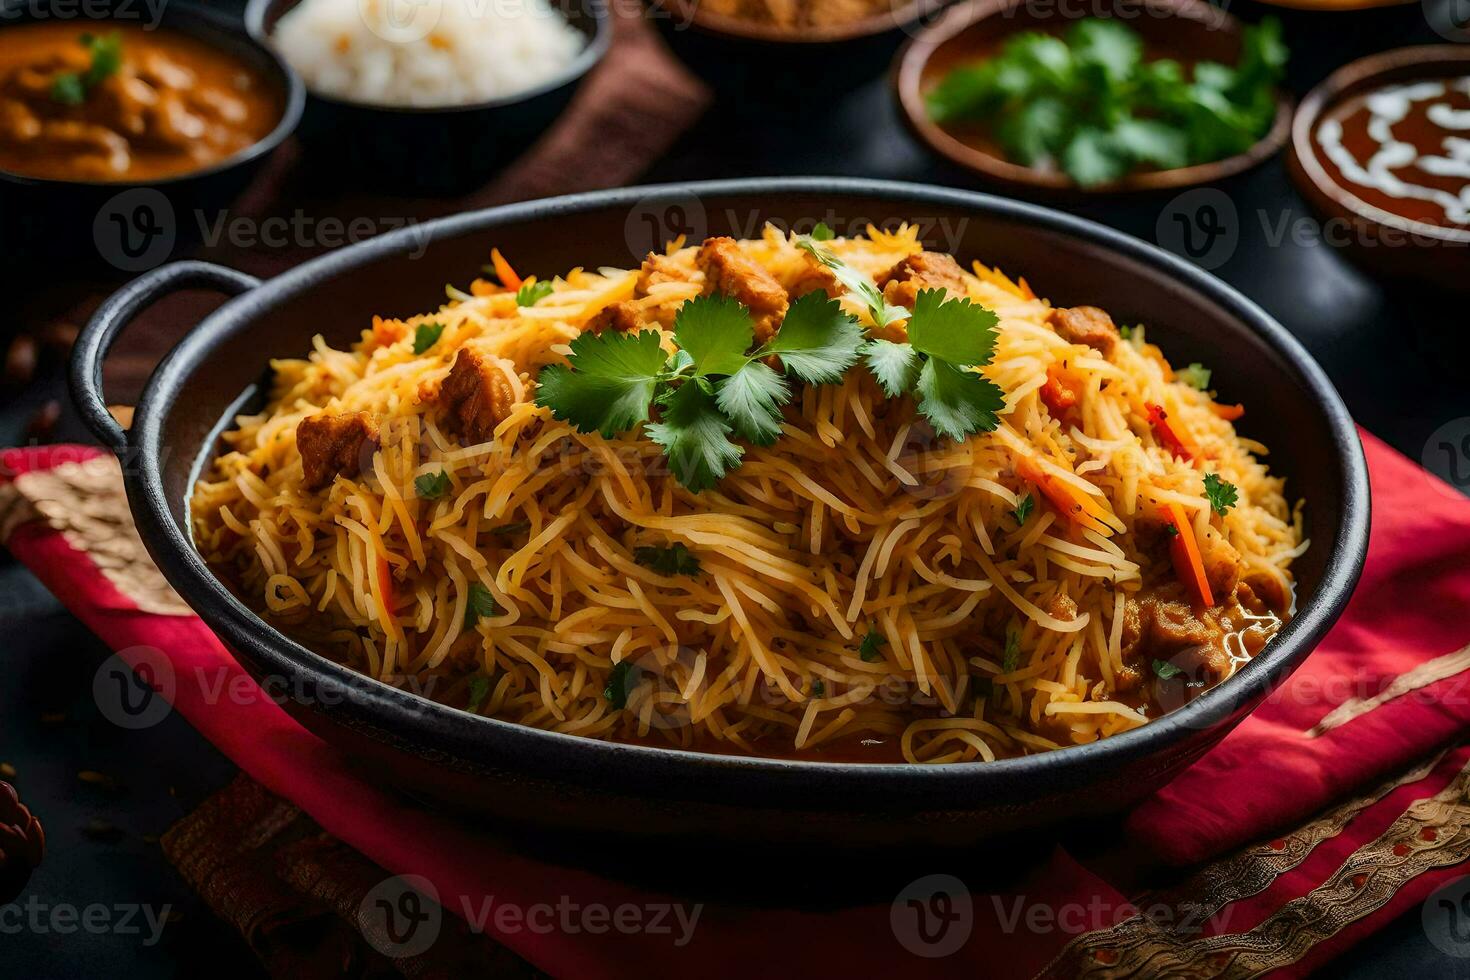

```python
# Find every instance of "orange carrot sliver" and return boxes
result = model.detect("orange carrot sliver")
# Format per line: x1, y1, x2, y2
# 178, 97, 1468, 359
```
1211, 402, 1245, 422
1146, 402, 1196, 460
490, 248, 522, 291
1165, 502, 1215, 608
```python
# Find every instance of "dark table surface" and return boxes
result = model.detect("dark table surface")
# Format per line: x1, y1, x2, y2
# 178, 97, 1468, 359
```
3, 1, 1469, 976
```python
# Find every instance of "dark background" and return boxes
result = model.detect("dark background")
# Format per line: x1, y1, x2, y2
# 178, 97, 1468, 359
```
2, 0, 1469, 975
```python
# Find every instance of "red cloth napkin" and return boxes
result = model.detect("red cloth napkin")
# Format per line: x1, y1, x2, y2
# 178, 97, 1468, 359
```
5, 430, 1470, 978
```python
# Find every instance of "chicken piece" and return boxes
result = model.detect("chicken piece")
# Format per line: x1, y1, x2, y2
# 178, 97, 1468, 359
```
297, 412, 378, 491
787, 254, 842, 300
1047, 306, 1119, 357
584, 301, 645, 335
875, 251, 969, 309
1119, 594, 1216, 665
440, 349, 520, 445
1196, 527, 1244, 602
696, 237, 789, 343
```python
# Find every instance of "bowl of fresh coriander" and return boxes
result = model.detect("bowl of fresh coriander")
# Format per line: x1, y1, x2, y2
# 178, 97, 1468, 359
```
893, 0, 1292, 194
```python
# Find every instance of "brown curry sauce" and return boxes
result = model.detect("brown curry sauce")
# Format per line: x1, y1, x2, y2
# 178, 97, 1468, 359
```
0, 22, 282, 182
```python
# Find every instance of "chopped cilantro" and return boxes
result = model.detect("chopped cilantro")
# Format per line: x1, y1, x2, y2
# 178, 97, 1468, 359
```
414, 470, 450, 499
1012, 493, 1034, 527
809, 222, 835, 241
1153, 659, 1183, 680
412, 321, 445, 355
810, 678, 826, 697
858, 627, 888, 663
1118, 324, 1136, 341
535, 329, 668, 438
516, 280, 554, 307
50, 31, 123, 106
1002, 630, 1020, 673
604, 661, 636, 709
1203, 473, 1239, 517
925, 18, 1287, 187
465, 675, 490, 713
1164, 523, 1179, 538
633, 542, 702, 577
463, 582, 499, 628
1175, 363, 1212, 390
489, 521, 530, 536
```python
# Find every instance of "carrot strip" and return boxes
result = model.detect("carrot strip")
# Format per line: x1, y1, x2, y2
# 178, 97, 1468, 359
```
1040, 364, 1083, 417
1146, 402, 1196, 460
1016, 457, 1118, 538
1211, 402, 1245, 422
490, 248, 522, 290
1165, 502, 1215, 608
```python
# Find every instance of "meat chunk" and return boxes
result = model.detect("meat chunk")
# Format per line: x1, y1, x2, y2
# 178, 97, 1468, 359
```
1119, 594, 1216, 665
876, 251, 969, 309
584, 301, 645, 335
1196, 528, 1244, 602
787, 254, 842, 300
696, 237, 789, 343
1047, 306, 1119, 356
440, 349, 520, 445
297, 412, 378, 491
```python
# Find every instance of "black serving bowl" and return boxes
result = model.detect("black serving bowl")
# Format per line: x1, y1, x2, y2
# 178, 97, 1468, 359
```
245, 0, 610, 196
0, 0, 303, 267
644, 0, 943, 112
71, 178, 1370, 847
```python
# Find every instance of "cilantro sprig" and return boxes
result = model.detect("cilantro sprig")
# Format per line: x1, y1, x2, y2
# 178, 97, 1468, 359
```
925, 18, 1287, 187
861, 289, 1006, 441
516, 280, 554, 307
795, 235, 906, 328
634, 542, 702, 577
1203, 473, 1239, 517
536, 292, 863, 491
51, 32, 123, 106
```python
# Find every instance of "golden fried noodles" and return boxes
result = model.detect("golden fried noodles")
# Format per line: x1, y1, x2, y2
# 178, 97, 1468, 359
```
191, 225, 1306, 764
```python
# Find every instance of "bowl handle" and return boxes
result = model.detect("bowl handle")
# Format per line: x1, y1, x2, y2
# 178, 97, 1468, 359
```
69, 261, 261, 454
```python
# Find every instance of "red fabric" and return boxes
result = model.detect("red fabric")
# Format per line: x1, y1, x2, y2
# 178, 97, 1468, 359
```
5, 432, 1470, 977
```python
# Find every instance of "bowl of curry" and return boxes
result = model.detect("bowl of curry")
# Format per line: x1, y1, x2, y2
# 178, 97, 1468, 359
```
1288, 45, 1470, 291
0, 3, 302, 262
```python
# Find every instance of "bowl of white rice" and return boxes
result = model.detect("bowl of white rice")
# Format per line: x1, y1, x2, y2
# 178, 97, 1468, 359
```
246, 0, 610, 193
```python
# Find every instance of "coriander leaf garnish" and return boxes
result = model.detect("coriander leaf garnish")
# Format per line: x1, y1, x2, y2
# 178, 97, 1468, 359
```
50, 74, 85, 105
51, 31, 123, 105
1012, 493, 1034, 526
1203, 473, 1239, 517
515, 280, 554, 307
1002, 630, 1020, 673
634, 542, 702, 577
794, 235, 905, 328
762, 292, 863, 385
716, 360, 789, 446
1153, 659, 1183, 680
915, 359, 1006, 441
463, 582, 499, 628
1175, 363, 1212, 390
412, 321, 445, 355
810, 222, 835, 241
863, 339, 922, 397
465, 675, 490, 713
858, 627, 887, 663
414, 470, 450, 499
604, 661, 635, 709
673, 291, 755, 377
645, 382, 743, 493
810, 678, 826, 697
905, 289, 1000, 366
535, 329, 668, 437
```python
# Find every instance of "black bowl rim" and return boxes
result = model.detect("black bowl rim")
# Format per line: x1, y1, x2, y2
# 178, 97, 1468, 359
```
0, 1, 305, 189
644, 0, 945, 45
122, 177, 1370, 796
243, 0, 612, 115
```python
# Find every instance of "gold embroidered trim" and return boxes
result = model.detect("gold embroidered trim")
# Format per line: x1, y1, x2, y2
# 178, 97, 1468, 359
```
1039, 755, 1470, 979
1307, 642, 1470, 737
0, 458, 191, 617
